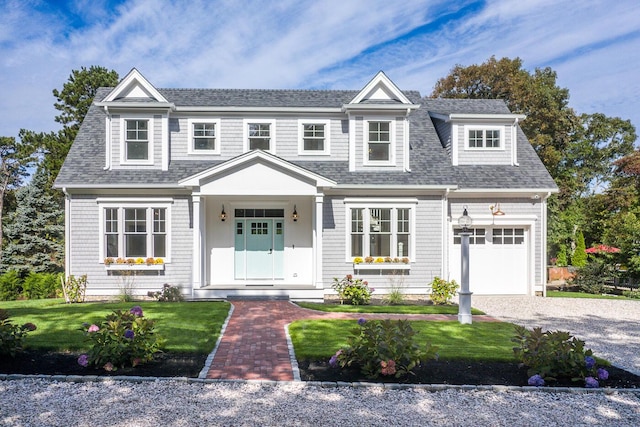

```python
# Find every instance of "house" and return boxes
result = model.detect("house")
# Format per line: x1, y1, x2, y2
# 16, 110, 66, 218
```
54, 69, 558, 300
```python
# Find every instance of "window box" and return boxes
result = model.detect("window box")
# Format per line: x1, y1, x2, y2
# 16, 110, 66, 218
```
105, 263, 165, 271
354, 263, 411, 271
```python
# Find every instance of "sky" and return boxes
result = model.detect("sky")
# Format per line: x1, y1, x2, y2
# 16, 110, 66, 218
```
1, 0, 639, 140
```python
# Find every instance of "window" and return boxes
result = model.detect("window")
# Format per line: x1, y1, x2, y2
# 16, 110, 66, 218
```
466, 128, 502, 149
248, 123, 272, 151
367, 121, 391, 161
102, 206, 169, 260
298, 120, 330, 154
453, 228, 486, 245
189, 119, 221, 154
493, 228, 525, 245
348, 206, 412, 259
125, 120, 149, 160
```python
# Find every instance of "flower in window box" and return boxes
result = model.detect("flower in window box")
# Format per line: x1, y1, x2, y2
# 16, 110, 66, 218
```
145, 257, 155, 265
401, 257, 410, 264
384, 257, 392, 263
364, 256, 374, 264
104, 257, 114, 266
353, 257, 364, 265
374, 257, 384, 263
393, 257, 400, 263
154, 258, 164, 264
116, 258, 125, 264
135, 258, 144, 264
126, 258, 135, 265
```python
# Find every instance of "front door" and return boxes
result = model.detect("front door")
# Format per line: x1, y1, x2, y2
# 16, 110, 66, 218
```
235, 218, 284, 280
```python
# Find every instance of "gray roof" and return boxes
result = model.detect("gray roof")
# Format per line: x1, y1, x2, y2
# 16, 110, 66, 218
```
55, 87, 556, 191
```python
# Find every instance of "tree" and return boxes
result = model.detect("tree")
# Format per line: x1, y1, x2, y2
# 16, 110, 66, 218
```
20, 66, 119, 190
2, 168, 64, 275
0, 137, 34, 252
571, 231, 587, 267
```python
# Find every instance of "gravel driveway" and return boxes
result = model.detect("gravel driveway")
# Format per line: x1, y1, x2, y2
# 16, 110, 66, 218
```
1, 296, 639, 426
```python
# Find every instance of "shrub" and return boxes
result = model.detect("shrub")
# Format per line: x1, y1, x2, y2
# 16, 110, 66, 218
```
430, 276, 458, 305
512, 325, 607, 386
61, 274, 87, 303
556, 245, 568, 267
623, 289, 640, 299
332, 319, 437, 379
0, 309, 37, 357
571, 231, 588, 267
22, 272, 62, 299
79, 306, 163, 371
0, 271, 23, 301
148, 284, 184, 302
572, 260, 615, 294
331, 275, 373, 305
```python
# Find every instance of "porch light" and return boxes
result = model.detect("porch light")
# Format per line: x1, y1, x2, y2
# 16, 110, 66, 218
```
292, 205, 298, 222
220, 205, 227, 221
490, 203, 505, 216
457, 206, 472, 232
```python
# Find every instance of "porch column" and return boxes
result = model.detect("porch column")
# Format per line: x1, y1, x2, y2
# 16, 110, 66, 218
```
313, 193, 324, 289
192, 194, 203, 293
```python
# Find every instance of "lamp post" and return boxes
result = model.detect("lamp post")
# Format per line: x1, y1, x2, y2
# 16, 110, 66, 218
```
457, 207, 473, 324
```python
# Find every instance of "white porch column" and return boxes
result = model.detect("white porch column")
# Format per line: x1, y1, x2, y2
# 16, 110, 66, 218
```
192, 194, 203, 294
313, 193, 324, 289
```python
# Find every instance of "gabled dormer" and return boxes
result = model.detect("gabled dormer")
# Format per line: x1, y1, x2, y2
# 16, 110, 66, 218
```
96, 69, 174, 171
342, 71, 420, 172
429, 102, 526, 167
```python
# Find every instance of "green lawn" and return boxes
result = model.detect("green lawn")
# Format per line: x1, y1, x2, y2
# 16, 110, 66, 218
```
296, 301, 485, 315
1, 299, 230, 354
289, 319, 518, 362
547, 291, 639, 301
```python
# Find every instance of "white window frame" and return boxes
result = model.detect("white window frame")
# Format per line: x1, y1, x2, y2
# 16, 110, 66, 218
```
363, 118, 396, 166
298, 119, 331, 155
243, 119, 276, 154
464, 125, 504, 150
120, 116, 154, 165
344, 201, 415, 262
188, 118, 221, 155
98, 202, 172, 263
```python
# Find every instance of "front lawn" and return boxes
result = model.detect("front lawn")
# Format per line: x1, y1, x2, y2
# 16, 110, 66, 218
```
1, 299, 230, 354
289, 319, 517, 362
296, 301, 485, 315
547, 291, 639, 301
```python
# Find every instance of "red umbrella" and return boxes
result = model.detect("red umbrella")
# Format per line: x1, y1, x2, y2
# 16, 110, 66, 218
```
585, 244, 620, 254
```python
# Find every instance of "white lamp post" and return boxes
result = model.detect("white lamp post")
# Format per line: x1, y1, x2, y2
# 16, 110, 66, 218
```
457, 207, 473, 324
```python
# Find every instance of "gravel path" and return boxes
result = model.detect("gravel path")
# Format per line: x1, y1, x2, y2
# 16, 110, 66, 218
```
1, 296, 639, 426
471, 295, 640, 376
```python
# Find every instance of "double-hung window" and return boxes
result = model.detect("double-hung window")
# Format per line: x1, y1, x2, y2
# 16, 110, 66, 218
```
367, 121, 391, 161
189, 119, 221, 154
245, 120, 276, 152
101, 206, 169, 261
298, 120, 330, 154
125, 119, 149, 160
348, 206, 412, 259
467, 127, 502, 149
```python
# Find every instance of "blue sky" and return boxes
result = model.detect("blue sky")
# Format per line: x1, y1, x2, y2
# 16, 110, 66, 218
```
1, 0, 639, 140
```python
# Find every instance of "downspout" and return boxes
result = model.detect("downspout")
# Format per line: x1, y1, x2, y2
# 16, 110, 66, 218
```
442, 188, 450, 279
103, 106, 111, 170
404, 108, 412, 172
512, 117, 520, 167
63, 188, 71, 278
541, 191, 551, 296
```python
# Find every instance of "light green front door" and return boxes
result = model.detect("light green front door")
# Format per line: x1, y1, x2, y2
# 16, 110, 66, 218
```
234, 218, 284, 280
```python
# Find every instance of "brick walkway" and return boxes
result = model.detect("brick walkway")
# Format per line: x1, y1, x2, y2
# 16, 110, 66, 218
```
205, 301, 498, 381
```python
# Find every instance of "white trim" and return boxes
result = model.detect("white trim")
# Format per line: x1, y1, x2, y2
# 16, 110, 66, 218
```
314, 194, 324, 289
452, 123, 459, 166
363, 117, 396, 166
297, 119, 331, 156
174, 106, 343, 113
101, 68, 168, 104
344, 197, 419, 204
348, 71, 413, 105
348, 114, 356, 171
119, 115, 155, 165
96, 197, 174, 203
106, 264, 165, 271
104, 114, 111, 170
243, 119, 276, 154
354, 263, 411, 271
403, 116, 410, 171
64, 189, 71, 277
464, 125, 505, 151
187, 118, 222, 155
161, 113, 169, 171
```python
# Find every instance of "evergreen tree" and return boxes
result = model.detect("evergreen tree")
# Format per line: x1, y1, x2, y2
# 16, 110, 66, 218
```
572, 231, 588, 267
2, 168, 64, 275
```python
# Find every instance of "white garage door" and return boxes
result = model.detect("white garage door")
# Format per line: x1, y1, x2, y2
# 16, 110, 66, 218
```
450, 227, 529, 295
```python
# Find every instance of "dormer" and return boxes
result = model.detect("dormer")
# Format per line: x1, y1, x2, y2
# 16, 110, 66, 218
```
342, 71, 420, 172
96, 69, 174, 171
429, 110, 526, 166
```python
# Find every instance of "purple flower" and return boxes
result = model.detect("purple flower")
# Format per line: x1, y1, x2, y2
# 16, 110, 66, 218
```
124, 329, 135, 339
77, 354, 88, 367
597, 368, 609, 381
329, 350, 342, 368
527, 374, 545, 387
357, 318, 367, 326
585, 356, 596, 369
585, 376, 599, 388
130, 306, 143, 317
88, 324, 100, 333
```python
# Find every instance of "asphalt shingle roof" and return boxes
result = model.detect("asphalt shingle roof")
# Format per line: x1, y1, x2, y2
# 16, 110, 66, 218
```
55, 87, 556, 191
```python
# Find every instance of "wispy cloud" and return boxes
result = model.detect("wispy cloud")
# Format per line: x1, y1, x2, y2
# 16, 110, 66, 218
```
0, 0, 638, 138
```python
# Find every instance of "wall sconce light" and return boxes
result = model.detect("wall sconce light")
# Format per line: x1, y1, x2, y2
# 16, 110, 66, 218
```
220, 205, 227, 221
490, 203, 505, 216
292, 205, 298, 222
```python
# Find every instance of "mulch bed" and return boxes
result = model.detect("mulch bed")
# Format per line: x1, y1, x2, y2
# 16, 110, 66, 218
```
2, 351, 639, 389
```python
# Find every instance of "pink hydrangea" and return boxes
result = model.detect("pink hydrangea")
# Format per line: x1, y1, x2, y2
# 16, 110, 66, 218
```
103, 362, 114, 372
88, 324, 100, 333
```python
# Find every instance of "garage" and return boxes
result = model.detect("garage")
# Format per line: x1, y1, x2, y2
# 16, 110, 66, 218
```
449, 226, 529, 295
